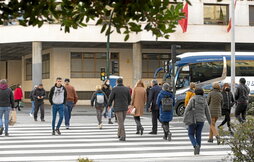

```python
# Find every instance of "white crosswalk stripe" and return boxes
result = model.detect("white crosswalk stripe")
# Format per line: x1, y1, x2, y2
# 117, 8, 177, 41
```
0, 123, 231, 162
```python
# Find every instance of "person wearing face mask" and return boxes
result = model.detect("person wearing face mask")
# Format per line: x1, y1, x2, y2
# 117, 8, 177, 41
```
218, 83, 235, 132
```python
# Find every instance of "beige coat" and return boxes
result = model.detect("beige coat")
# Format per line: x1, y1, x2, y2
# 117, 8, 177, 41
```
207, 89, 223, 118
131, 86, 147, 116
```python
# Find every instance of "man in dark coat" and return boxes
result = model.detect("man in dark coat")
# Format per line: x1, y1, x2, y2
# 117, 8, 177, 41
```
235, 78, 250, 123
33, 84, 46, 122
146, 79, 162, 134
108, 78, 131, 141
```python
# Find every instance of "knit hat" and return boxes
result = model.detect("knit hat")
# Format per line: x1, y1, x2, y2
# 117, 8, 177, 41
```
162, 83, 171, 91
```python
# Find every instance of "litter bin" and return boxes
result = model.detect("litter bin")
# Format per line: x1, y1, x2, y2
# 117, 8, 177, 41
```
109, 75, 122, 88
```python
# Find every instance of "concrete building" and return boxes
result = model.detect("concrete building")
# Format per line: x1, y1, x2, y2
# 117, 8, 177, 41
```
0, 0, 254, 104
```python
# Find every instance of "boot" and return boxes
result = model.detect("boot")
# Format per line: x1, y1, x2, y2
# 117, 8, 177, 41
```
108, 119, 113, 124
140, 127, 144, 136
207, 138, 213, 143
136, 126, 140, 134
167, 132, 172, 141
194, 145, 200, 155
216, 136, 220, 145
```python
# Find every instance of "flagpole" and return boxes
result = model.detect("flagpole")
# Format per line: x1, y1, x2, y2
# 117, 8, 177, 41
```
231, 0, 236, 95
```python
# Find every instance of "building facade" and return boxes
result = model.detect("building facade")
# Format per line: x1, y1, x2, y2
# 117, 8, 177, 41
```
1, 0, 254, 104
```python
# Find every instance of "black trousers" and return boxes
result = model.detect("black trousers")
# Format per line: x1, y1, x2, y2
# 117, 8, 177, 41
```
161, 122, 170, 135
151, 110, 159, 133
220, 113, 231, 128
235, 102, 248, 123
34, 101, 45, 120
134, 116, 142, 131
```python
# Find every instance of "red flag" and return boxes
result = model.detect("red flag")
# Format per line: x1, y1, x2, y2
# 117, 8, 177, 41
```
227, 0, 237, 32
178, 3, 188, 33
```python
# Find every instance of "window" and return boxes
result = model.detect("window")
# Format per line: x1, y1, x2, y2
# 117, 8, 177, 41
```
142, 53, 170, 78
176, 65, 190, 89
250, 6, 254, 26
71, 52, 119, 78
42, 54, 50, 79
204, 4, 229, 25
25, 58, 32, 80
25, 54, 50, 80
190, 61, 223, 83
227, 60, 254, 76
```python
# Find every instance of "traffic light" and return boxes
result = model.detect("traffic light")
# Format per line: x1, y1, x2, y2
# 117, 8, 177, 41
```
164, 61, 170, 73
100, 67, 106, 81
111, 61, 118, 74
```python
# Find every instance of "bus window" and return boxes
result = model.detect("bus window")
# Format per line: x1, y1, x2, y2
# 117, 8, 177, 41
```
176, 65, 190, 89
190, 61, 223, 83
227, 60, 254, 76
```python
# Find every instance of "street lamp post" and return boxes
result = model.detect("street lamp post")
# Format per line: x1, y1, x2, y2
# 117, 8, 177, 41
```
106, 10, 114, 79
231, 0, 236, 95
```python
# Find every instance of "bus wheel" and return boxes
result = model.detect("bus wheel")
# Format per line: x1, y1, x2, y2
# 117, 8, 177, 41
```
176, 103, 185, 116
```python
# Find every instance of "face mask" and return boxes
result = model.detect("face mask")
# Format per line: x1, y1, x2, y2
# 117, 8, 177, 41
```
225, 88, 230, 92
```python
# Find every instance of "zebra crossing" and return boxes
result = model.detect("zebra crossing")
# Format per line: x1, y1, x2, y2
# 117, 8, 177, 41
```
0, 122, 231, 162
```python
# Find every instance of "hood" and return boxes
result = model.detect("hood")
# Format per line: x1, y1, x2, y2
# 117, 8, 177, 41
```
160, 90, 173, 97
0, 83, 8, 90
193, 95, 206, 104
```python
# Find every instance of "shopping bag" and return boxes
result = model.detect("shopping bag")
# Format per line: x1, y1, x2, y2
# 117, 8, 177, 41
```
127, 106, 136, 115
9, 110, 17, 126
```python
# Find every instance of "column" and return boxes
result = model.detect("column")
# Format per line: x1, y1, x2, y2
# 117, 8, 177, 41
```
32, 41, 42, 86
132, 43, 142, 87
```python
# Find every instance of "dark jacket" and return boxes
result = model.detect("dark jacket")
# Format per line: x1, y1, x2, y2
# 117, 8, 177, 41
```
102, 84, 111, 98
91, 90, 108, 107
184, 95, 211, 125
235, 84, 250, 103
49, 84, 67, 105
29, 88, 36, 101
146, 84, 162, 111
221, 91, 234, 115
33, 88, 46, 103
207, 89, 223, 118
108, 84, 131, 112
0, 84, 14, 108
156, 90, 174, 122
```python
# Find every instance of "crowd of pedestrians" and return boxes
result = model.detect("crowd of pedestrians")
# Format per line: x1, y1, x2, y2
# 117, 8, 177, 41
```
0, 76, 251, 156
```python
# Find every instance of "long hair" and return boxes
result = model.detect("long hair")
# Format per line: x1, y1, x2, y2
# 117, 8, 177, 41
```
135, 80, 145, 88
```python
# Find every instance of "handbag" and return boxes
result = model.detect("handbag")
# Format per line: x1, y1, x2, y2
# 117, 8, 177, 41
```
183, 99, 196, 125
127, 106, 136, 115
9, 110, 17, 126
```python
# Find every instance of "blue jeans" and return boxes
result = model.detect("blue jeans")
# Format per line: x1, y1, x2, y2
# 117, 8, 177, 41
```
0, 107, 10, 134
64, 101, 74, 126
188, 122, 204, 147
52, 104, 64, 130
30, 101, 35, 114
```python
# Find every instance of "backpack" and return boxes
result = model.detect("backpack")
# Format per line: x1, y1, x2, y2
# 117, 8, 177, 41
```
161, 95, 173, 112
96, 93, 105, 106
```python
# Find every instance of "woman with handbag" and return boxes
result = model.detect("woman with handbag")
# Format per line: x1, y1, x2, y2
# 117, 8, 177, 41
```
131, 80, 147, 135
183, 88, 211, 155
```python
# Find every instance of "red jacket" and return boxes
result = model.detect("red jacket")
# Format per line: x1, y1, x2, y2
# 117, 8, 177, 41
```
14, 87, 23, 100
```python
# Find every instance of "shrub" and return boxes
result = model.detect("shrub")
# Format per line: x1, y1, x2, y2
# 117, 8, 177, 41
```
78, 158, 93, 162
219, 116, 254, 161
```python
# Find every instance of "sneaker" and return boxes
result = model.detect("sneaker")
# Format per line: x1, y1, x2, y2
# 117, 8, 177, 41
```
55, 129, 61, 135
140, 127, 144, 136
5, 133, 9, 137
98, 123, 103, 129
216, 136, 221, 145
29, 113, 33, 117
52, 131, 55, 135
41, 119, 45, 122
119, 137, 126, 141
66, 125, 69, 129
34, 119, 38, 121
0, 127, 3, 135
